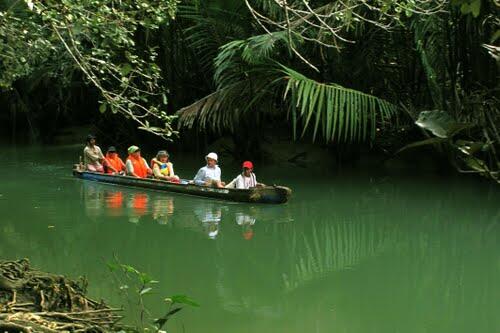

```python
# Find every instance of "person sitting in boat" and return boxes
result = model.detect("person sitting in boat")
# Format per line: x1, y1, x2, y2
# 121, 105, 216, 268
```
225, 161, 264, 189
150, 150, 180, 183
193, 152, 225, 188
126, 145, 152, 178
103, 146, 126, 175
83, 134, 104, 172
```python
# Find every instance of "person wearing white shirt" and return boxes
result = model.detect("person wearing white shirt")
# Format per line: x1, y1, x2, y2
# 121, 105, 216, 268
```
83, 134, 104, 172
225, 161, 264, 189
193, 152, 226, 188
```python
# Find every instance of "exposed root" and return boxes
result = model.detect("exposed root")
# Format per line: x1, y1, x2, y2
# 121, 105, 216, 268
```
0, 259, 125, 332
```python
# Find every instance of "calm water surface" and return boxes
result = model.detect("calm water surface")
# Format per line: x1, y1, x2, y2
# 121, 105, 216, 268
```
0, 145, 498, 333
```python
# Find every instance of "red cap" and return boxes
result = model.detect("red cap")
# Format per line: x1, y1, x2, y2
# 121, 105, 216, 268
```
242, 161, 253, 169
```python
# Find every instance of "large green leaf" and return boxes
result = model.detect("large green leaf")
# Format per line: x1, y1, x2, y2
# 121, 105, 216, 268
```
281, 66, 398, 143
415, 110, 471, 138
396, 137, 447, 154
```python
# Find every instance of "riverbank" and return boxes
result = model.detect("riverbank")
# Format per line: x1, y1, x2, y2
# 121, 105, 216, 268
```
0, 259, 124, 332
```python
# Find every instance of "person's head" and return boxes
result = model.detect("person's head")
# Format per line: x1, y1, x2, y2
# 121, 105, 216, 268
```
205, 152, 218, 167
107, 146, 117, 157
242, 161, 253, 176
127, 145, 141, 157
86, 134, 96, 146
156, 150, 169, 163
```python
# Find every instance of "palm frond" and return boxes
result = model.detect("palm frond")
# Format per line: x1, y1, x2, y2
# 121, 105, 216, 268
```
178, 3, 250, 75
241, 31, 289, 64
282, 65, 398, 143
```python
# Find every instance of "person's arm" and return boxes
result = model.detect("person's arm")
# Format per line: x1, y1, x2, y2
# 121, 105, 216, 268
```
152, 164, 163, 178
96, 146, 105, 160
142, 158, 153, 175
225, 177, 237, 188
193, 168, 206, 186
103, 159, 117, 173
119, 159, 126, 171
168, 163, 176, 177
166, 163, 180, 181
216, 167, 225, 186
126, 160, 139, 177
252, 173, 264, 187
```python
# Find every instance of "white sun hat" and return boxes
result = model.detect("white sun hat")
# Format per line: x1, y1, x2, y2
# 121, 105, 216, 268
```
206, 152, 218, 161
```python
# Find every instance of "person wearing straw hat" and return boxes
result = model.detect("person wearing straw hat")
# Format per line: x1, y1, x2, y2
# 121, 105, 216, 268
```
193, 152, 225, 188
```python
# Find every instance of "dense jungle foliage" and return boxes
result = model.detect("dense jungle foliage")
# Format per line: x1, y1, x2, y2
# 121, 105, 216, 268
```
0, 0, 498, 181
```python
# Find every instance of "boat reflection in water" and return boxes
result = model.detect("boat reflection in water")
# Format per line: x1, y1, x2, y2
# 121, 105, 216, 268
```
81, 181, 292, 238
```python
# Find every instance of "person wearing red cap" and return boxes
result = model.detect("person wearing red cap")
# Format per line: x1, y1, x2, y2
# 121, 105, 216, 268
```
225, 161, 264, 189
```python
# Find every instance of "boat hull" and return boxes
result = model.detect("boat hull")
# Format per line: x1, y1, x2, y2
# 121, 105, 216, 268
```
72, 170, 291, 204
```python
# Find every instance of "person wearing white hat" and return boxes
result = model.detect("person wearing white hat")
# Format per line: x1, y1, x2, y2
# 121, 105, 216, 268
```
193, 152, 226, 188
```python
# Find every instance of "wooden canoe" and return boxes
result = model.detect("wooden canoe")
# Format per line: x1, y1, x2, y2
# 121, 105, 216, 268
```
72, 169, 291, 204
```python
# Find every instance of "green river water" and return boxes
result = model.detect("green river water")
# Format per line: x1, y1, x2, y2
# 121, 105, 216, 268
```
0, 145, 499, 333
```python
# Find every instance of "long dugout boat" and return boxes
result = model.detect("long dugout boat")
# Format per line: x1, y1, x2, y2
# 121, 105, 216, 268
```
73, 169, 292, 204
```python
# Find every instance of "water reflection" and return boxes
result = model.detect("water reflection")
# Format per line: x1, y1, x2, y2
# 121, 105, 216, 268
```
194, 203, 222, 239
151, 196, 174, 225
235, 211, 256, 240
80, 181, 292, 240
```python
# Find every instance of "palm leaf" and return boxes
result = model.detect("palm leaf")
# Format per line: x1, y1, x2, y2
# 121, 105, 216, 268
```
281, 65, 398, 143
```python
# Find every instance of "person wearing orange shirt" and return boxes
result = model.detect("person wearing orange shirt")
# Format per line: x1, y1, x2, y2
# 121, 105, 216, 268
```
125, 145, 152, 178
103, 146, 126, 174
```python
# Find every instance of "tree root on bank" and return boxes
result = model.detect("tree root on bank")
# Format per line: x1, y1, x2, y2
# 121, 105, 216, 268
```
0, 259, 124, 332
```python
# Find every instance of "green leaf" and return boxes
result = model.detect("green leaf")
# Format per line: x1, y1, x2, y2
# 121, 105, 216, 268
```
120, 264, 139, 275
106, 262, 119, 272
168, 294, 200, 307
140, 287, 153, 295
396, 137, 447, 154
463, 156, 488, 172
460, 3, 470, 14
455, 140, 487, 156
491, 30, 500, 43
470, 0, 481, 17
415, 110, 462, 138
99, 103, 107, 113
154, 307, 183, 328
120, 63, 133, 76
139, 272, 154, 284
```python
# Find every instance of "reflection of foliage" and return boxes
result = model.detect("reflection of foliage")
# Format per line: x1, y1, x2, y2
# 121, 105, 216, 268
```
283, 219, 397, 291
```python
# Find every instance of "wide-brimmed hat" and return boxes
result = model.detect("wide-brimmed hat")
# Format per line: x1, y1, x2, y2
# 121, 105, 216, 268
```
128, 145, 140, 154
107, 146, 117, 153
206, 152, 218, 161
